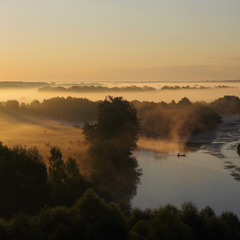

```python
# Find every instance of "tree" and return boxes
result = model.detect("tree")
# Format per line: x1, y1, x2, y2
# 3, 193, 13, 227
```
181, 202, 205, 239
149, 205, 191, 240
83, 96, 142, 202
178, 97, 192, 106
0, 144, 50, 218
48, 147, 88, 206
72, 189, 128, 240
5, 100, 19, 112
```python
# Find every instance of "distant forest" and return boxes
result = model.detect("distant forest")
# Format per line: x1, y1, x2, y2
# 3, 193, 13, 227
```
1, 95, 240, 140
161, 85, 232, 90
38, 85, 156, 92
0, 81, 49, 88
38, 84, 232, 92
0, 81, 234, 92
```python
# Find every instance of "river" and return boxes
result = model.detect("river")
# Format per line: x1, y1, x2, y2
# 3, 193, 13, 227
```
132, 116, 240, 216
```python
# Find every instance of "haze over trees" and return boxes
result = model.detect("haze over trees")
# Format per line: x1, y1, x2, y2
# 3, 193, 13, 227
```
48, 146, 89, 207
2, 95, 239, 141
38, 85, 156, 92
210, 95, 240, 115
5, 97, 99, 122
134, 98, 222, 140
83, 96, 142, 201
38, 84, 233, 93
0, 81, 48, 88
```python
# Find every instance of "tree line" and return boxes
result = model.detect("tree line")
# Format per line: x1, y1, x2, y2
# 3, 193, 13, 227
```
0, 190, 240, 240
38, 85, 156, 92
2, 95, 240, 140
0, 97, 98, 122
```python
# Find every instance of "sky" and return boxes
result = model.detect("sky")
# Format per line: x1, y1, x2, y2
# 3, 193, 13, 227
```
0, 0, 240, 82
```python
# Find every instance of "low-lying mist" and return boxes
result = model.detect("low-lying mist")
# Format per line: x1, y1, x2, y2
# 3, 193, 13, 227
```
138, 137, 187, 153
0, 93, 239, 159
0, 81, 239, 103
0, 112, 90, 174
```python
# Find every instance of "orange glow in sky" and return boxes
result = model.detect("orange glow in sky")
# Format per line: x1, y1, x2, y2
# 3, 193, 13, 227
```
0, 0, 240, 82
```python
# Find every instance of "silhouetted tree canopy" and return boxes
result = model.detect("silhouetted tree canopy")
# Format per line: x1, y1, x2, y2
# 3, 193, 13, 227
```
0, 154, 239, 240
5, 100, 19, 112
133, 98, 221, 140
83, 96, 142, 202
0, 144, 90, 219
3, 95, 240, 140
0, 196, 239, 240
0, 144, 50, 218
38, 85, 156, 93
48, 146, 89, 206
210, 96, 240, 115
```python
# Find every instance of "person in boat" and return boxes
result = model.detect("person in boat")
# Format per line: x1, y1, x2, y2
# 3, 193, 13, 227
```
177, 153, 186, 157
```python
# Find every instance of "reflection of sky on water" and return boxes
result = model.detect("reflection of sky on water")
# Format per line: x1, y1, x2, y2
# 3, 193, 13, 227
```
132, 117, 240, 216
132, 150, 240, 216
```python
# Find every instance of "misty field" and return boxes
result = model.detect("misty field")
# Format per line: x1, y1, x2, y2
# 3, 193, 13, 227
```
0, 112, 90, 174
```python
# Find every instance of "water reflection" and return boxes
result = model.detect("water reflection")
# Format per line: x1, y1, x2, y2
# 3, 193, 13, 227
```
132, 149, 240, 216
133, 116, 240, 215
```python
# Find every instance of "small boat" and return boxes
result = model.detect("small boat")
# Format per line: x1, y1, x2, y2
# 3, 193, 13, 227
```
177, 153, 186, 158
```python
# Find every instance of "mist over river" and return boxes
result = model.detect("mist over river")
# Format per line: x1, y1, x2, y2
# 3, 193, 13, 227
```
132, 116, 240, 216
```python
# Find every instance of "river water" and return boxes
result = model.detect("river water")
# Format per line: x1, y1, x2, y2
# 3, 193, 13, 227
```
132, 116, 240, 216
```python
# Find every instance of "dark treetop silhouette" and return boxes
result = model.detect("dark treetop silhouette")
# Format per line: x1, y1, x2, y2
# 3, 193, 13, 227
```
83, 96, 142, 202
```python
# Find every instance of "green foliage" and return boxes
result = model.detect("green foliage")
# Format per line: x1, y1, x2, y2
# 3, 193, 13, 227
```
130, 220, 150, 240
0, 219, 8, 240
0, 143, 89, 218
85, 96, 139, 151
134, 98, 221, 140
1, 97, 99, 122
0, 193, 240, 240
48, 147, 89, 206
83, 96, 141, 202
210, 95, 240, 115
220, 212, 240, 239
0, 190, 128, 240
127, 203, 240, 240
200, 206, 216, 220
5, 100, 19, 112
3, 95, 240, 141
128, 208, 154, 228
40, 97, 98, 121
149, 205, 191, 240
73, 189, 128, 240
1, 95, 240, 141
0, 144, 50, 218
178, 97, 192, 106
181, 202, 205, 239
